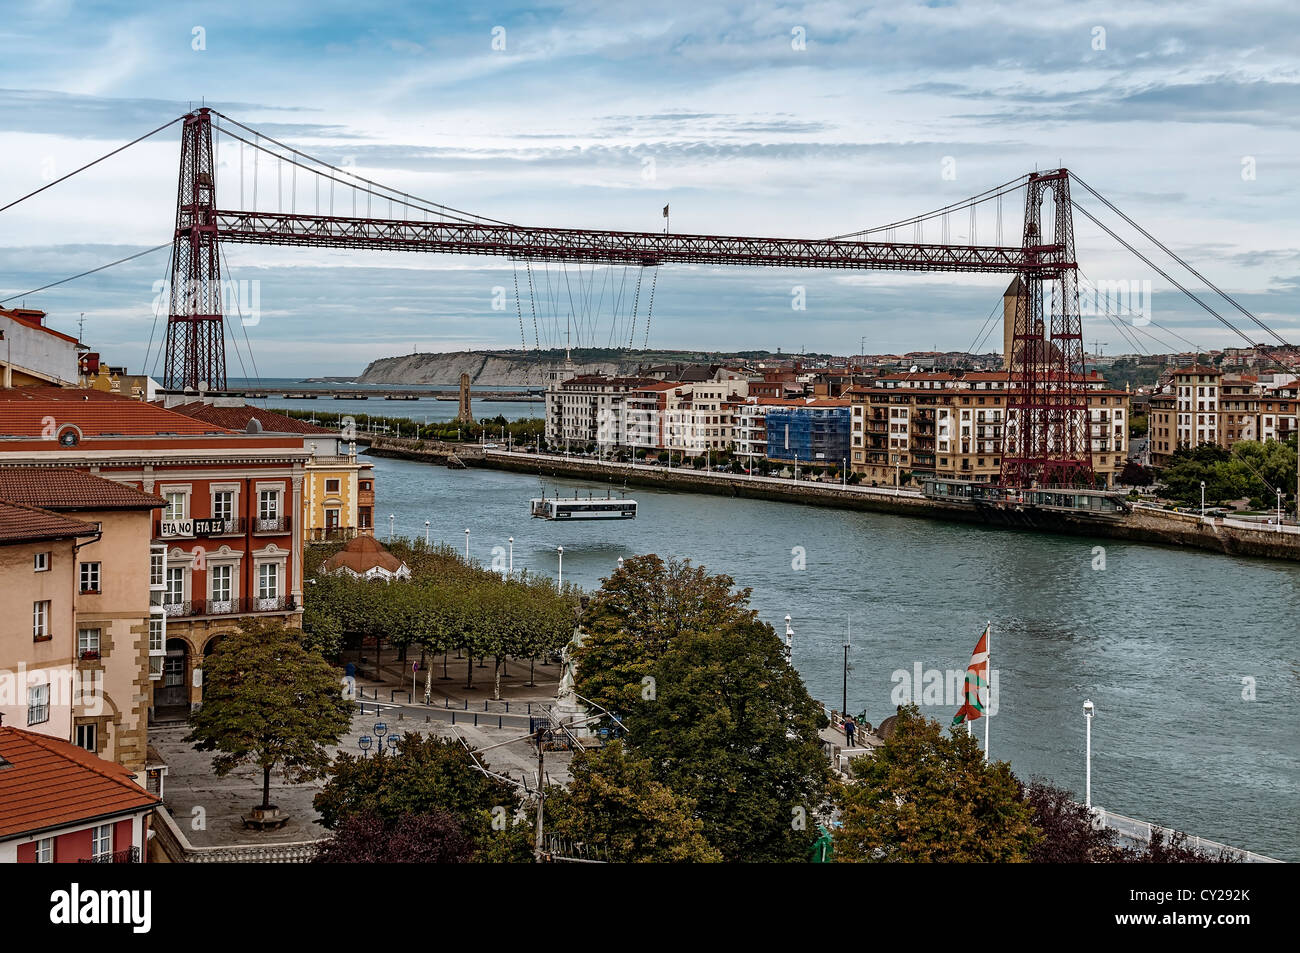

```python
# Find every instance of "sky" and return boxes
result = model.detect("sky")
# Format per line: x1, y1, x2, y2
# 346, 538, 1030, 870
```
1, 0, 1298, 378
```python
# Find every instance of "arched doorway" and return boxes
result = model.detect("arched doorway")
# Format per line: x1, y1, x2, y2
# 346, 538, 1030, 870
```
155, 638, 190, 717
200, 635, 227, 701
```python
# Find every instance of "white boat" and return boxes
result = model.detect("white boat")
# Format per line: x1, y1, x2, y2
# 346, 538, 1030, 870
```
531, 495, 637, 520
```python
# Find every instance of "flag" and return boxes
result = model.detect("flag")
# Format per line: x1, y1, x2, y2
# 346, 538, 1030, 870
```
662, 204, 669, 218
952, 625, 990, 726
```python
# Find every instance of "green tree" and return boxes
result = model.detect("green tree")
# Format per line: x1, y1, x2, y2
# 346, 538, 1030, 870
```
185, 619, 352, 812
834, 705, 1040, 862
545, 741, 722, 862
574, 554, 754, 715
628, 618, 830, 862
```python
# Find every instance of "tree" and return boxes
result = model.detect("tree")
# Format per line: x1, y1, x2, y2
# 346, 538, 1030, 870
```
574, 554, 755, 715
834, 705, 1039, 862
1118, 459, 1153, 487
185, 619, 352, 812
1022, 780, 1124, 862
628, 618, 830, 862
315, 732, 513, 833
544, 742, 722, 862
314, 810, 475, 863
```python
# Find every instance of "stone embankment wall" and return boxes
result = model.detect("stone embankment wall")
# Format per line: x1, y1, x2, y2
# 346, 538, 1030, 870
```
365, 441, 1300, 562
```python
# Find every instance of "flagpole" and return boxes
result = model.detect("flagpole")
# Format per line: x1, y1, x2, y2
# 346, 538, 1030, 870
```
984, 621, 991, 762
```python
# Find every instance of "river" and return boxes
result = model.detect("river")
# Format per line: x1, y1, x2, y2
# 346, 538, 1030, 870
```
362, 451, 1298, 860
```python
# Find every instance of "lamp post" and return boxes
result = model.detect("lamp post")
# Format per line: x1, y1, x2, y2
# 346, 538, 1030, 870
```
1277, 489, 1283, 532
508, 536, 514, 574
1083, 699, 1095, 809
842, 458, 846, 486
556, 546, 563, 587
358, 735, 373, 758
1200, 480, 1206, 519
464, 528, 470, 560
424, 520, 430, 546
841, 621, 851, 717
388, 513, 394, 542
617, 556, 624, 572
373, 722, 388, 759
784, 614, 793, 661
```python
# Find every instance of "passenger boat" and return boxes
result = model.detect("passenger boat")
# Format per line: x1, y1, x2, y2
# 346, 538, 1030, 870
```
531, 491, 637, 520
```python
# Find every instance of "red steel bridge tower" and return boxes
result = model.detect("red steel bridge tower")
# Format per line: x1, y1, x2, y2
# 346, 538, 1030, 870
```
163, 108, 226, 392
160, 108, 1090, 488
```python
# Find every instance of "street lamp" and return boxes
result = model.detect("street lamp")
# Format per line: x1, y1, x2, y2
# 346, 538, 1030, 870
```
784, 614, 793, 661
358, 735, 373, 758
1200, 480, 1206, 519
1277, 489, 1283, 532
373, 722, 388, 759
388, 513, 394, 542
508, 536, 514, 574
464, 528, 470, 560
1083, 700, 1095, 809
556, 545, 563, 587
617, 556, 624, 572
841, 621, 851, 717
424, 520, 431, 545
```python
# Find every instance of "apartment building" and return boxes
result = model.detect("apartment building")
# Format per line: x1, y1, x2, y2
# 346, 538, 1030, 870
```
0, 469, 162, 771
757, 398, 851, 468
848, 371, 1130, 487
545, 373, 658, 452
1149, 367, 1297, 467
0, 387, 311, 718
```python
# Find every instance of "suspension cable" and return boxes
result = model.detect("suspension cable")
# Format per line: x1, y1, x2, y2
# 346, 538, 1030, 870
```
0, 242, 171, 304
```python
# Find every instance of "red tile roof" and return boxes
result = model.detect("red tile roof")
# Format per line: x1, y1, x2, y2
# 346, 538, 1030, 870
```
0, 387, 233, 437
0, 468, 164, 511
161, 402, 336, 435
0, 727, 160, 839
0, 500, 99, 545
0, 307, 80, 346
323, 535, 407, 575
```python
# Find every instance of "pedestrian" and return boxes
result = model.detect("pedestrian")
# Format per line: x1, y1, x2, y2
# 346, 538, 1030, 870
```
844, 713, 857, 747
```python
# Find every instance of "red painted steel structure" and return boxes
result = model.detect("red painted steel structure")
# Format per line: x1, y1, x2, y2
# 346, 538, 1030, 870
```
163, 109, 1089, 487
163, 109, 227, 394
999, 170, 1092, 488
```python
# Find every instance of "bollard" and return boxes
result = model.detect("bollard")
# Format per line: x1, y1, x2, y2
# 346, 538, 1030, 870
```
425, 715, 430, 723
498, 716, 503, 729
505, 702, 509, 712
451, 712, 456, 725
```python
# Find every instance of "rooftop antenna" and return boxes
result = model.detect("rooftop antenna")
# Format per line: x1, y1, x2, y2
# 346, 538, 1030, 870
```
79, 312, 85, 342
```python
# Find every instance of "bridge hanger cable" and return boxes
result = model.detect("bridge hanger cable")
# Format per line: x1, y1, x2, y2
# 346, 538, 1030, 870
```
825, 174, 1031, 242
0, 115, 185, 214
210, 111, 513, 227
212, 124, 492, 227
1071, 174, 1289, 350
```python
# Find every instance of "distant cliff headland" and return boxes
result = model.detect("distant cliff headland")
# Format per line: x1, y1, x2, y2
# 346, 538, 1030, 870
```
353, 348, 821, 386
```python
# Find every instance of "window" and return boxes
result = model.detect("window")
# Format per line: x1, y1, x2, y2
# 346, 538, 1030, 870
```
75, 723, 97, 753
258, 563, 279, 600
91, 824, 113, 861
164, 491, 186, 521
34, 552, 49, 572
324, 478, 341, 493
212, 491, 234, 521
258, 490, 280, 521
33, 601, 50, 641
149, 617, 164, 654
211, 564, 233, 604
79, 562, 101, 594
165, 567, 185, 606
78, 628, 100, 654
27, 683, 50, 725
150, 551, 165, 587
34, 838, 53, 863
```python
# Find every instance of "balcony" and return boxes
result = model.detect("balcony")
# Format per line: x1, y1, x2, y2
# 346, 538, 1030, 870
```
155, 517, 246, 539
307, 526, 360, 543
252, 516, 291, 535
163, 596, 296, 619
79, 846, 140, 864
